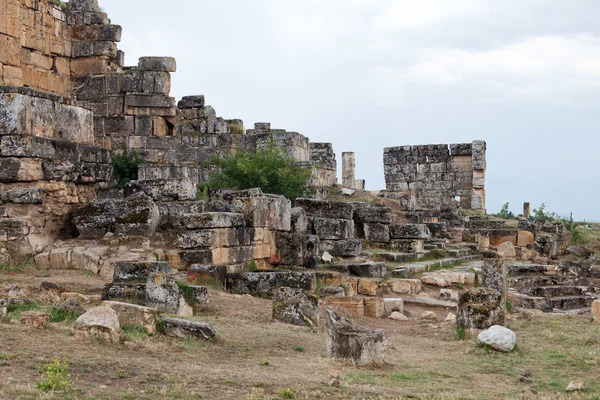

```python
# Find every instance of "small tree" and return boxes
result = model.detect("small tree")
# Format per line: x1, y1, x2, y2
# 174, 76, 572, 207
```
111, 148, 145, 189
531, 203, 556, 221
498, 202, 511, 219
207, 138, 315, 201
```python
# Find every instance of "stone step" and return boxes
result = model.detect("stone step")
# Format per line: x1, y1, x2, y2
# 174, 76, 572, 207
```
507, 263, 577, 277
446, 249, 472, 258
552, 307, 592, 315
508, 275, 580, 290
401, 296, 458, 311
548, 295, 596, 310
508, 291, 553, 312
520, 286, 585, 298
391, 256, 481, 278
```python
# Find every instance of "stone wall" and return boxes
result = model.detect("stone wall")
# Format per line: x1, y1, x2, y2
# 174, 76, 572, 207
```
383, 141, 486, 213
0, 0, 73, 97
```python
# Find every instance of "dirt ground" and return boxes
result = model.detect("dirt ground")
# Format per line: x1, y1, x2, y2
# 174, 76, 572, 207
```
1, 269, 600, 400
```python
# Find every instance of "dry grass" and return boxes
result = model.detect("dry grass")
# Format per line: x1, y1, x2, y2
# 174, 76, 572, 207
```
0, 271, 599, 399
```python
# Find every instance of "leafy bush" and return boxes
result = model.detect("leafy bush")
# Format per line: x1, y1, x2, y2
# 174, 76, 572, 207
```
207, 138, 315, 201
111, 148, 145, 189
530, 203, 556, 221
47, 307, 79, 323
36, 359, 70, 392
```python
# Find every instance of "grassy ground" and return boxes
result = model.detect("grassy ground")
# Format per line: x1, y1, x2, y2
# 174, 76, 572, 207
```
1, 271, 600, 399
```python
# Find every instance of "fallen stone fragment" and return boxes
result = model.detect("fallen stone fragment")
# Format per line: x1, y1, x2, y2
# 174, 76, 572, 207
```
103, 301, 160, 335
325, 310, 387, 365
445, 313, 456, 322
272, 287, 319, 328
477, 325, 516, 352
565, 381, 585, 392
322, 252, 333, 263
41, 281, 64, 292
20, 312, 49, 329
420, 311, 437, 321
161, 317, 215, 340
73, 306, 124, 343
388, 312, 408, 321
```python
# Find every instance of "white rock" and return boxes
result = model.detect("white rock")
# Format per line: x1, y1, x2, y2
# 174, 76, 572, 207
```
341, 188, 355, 196
477, 325, 516, 352
496, 242, 516, 258
322, 252, 333, 264
388, 312, 408, 321
420, 311, 437, 320
566, 381, 585, 392
73, 306, 124, 343
445, 313, 456, 322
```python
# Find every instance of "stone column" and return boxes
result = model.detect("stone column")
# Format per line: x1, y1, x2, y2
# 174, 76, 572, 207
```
342, 152, 356, 189
523, 202, 531, 219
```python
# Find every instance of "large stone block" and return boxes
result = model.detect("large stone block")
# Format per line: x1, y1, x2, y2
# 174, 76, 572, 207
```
348, 262, 386, 278
73, 306, 124, 343
115, 193, 160, 237
180, 213, 246, 229
272, 287, 319, 328
162, 318, 215, 340
325, 310, 387, 365
456, 288, 505, 333
274, 232, 304, 266
138, 57, 176, 72
227, 271, 316, 299
178, 95, 205, 109
102, 301, 159, 334
187, 265, 227, 290
363, 223, 390, 243
313, 217, 354, 240
390, 224, 431, 239
178, 229, 240, 249
295, 199, 354, 220
113, 261, 171, 284
353, 205, 392, 224
146, 272, 191, 316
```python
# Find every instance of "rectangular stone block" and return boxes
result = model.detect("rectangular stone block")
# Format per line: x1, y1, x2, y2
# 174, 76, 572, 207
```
138, 56, 176, 72
364, 298, 385, 318
187, 264, 227, 290
389, 279, 422, 295
390, 224, 431, 239
180, 213, 246, 230
313, 217, 354, 240
295, 199, 354, 220
363, 223, 390, 243
322, 296, 364, 316
178, 229, 240, 249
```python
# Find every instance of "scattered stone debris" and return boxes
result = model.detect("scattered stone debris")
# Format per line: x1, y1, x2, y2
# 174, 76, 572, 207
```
325, 310, 387, 365
322, 252, 333, 264
73, 306, 124, 343
161, 318, 216, 340
477, 325, 516, 352
59, 298, 86, 317
103, 301, 160, 335
20, 312, 49, 329
420, 311, 437, 321
388, 312, 408, 321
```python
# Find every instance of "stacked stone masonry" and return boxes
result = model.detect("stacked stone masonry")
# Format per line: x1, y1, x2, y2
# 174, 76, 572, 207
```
384, 141, 486, 212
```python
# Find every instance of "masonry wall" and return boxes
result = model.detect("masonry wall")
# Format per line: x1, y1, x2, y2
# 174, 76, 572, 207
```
384, 141, 486, 213
0, 0, 73, 97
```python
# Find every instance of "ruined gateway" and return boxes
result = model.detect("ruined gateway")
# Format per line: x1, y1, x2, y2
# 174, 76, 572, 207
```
1, 0, 599, 387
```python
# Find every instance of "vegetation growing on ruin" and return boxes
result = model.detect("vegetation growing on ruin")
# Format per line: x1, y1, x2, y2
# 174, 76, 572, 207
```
497, 202, 514, 219
111, 148, 145, 189
207, 138, 315, 201
49, 0, 68, 12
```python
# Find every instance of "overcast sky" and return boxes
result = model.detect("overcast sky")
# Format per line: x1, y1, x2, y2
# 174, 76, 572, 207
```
100, 0, 600, 221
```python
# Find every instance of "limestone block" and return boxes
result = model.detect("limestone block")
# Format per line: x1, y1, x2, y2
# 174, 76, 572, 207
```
187, 264, 227, 290
322, 296, 364, 315
113, 261, 171, 284
353, 206, 392, 224
272, 287, 319, 328
295, 199, 354, 220
48, 247, 72, 269
145, 272, 191, 316
2, 188, 44, 204
364, 297, 385, 318
517, 231, 535, 246
0, 158, 43, 182
103, 301, 159, 334
162, 318, 215, 340
99, 24, 122, 41
227, 271, 316, 299
73, 306, 124, 343
181, 213, 246, 229
440, 289, 459, 302
178, 229, 239, 250
496, 242, 516, 258
138, 57, 176, 72
389, 239, 424, 253
319, 286, 345, 298
477, 326, 516, 352
389, 279, 422, 295
390, 224, 431, 239
383, 298, 404, 315
291, 207, 308, 234
327, 239, 362, 257
274, 231, 304, 266
358, 278, 383, 296
325, 310, 387, 365
181, 285, 210, 314
348, 262, 386, 278
101, 283, 146, 303
115, 193, 160, 237
178, 95, 205, 109
314, 217, 354, 240
363, 223, 390, 243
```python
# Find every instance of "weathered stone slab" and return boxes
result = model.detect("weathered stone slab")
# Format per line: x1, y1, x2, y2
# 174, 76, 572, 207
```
389, 279, 422, 295
314, 217, 354, 240
180, 213, 246, 229
113, 261, 171, 284
178, 95, 205, 109
322, 296, 364, 315
187, 265, 227, 290
456, 288, 505, 333
364, 298, 385, 318
138, 57, 176, 72
103, 301, 159, 335
390, 224, 431, 239
353, 205, 392, 224
295, 199, 354, 220
272, 287, 319, 328
348, 262, 386, 278
161, 318, 215, 340
146, 272, 191, 316
73, 306, 124, 343
227, 271, 316, 299
178, 229, 240, 249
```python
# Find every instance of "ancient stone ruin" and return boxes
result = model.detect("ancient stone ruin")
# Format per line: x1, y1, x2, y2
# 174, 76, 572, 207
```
1, 0, 599, 381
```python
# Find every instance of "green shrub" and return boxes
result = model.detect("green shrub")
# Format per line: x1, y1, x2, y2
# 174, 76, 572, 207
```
530, 203, 556, 221
497, 202, 514, 219
36, 359, 70, 392
196, 185, 209, 201
111, 148, 145, 189
47, 307, 79, 323
207, 137, 315, 201
293, 346, 304, 352
279, 388, 294, 399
